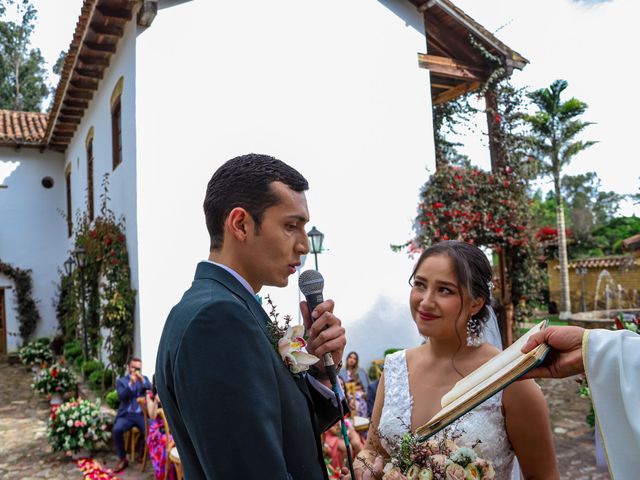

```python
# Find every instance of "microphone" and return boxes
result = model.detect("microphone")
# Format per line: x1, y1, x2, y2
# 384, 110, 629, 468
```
298, 270, 335, 372
298, 269, 356, 479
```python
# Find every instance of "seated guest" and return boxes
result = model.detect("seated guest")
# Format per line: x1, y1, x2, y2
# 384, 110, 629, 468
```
338, 351, 369, 417
366, 379, 379, 420
146, 378, 175, 480
113, 357, 151, 472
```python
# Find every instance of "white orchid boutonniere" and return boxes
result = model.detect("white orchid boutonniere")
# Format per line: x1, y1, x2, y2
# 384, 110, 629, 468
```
265, 295, 319, 374
278, 325, 319, 374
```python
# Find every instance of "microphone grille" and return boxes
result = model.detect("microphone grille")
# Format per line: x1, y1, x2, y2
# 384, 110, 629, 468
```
298, 269, 324, 295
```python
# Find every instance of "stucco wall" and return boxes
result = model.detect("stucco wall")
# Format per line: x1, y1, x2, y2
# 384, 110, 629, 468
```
61, 13, 139, 365
0, 147, 66, 351
547, 256, 640, 313
135, 0, 434, 372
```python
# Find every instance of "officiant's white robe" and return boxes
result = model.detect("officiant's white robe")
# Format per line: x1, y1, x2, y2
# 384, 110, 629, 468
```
584, 328, 640, 479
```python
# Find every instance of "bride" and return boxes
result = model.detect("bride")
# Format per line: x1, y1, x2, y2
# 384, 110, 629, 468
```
353, 241, 558, 480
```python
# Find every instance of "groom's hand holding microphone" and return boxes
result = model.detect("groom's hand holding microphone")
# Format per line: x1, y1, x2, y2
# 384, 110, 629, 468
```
300, 271, 347, 386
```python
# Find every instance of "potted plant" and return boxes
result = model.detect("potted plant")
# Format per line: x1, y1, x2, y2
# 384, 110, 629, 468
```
46, 398, 111, 456
18, 341, 53, 372
33, 363, 78, 406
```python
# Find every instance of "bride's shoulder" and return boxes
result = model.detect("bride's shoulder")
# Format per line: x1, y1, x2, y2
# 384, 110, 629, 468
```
470, 343, 502, 368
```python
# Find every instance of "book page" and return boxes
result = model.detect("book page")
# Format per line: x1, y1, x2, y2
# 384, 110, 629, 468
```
440, 321, 545, 408
429, 345, 541, 425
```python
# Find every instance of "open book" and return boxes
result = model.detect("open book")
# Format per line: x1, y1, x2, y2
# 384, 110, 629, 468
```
416, 320, 550, 440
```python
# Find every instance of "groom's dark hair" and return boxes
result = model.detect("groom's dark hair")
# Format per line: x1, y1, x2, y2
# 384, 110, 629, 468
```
203, 153, 308, 250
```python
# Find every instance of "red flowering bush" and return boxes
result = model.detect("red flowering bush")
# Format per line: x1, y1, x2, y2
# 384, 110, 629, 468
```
406, 164, 532, 250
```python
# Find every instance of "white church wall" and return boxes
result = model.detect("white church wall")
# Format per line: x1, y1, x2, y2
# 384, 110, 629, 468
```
62, 15, 139, 366
135, 0, 434, 373
0, 147, 66, 350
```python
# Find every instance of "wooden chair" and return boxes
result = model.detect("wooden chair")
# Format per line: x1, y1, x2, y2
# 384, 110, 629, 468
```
137, 396, 150, 471
123, 427, 140, 464
157, 408, 183, 480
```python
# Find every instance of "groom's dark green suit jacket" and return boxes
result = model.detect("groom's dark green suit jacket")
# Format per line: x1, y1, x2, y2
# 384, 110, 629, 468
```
156, 262, 344, 480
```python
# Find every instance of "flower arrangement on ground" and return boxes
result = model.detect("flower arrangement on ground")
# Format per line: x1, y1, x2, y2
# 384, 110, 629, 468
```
33, 362, 77, 396
47, 398, 111, 454
376, 432, 495, 480
613, 313, 639, 333
18, 340, 53, 367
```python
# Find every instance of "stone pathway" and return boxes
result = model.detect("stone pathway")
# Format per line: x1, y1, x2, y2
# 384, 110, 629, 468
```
0, 360, 610, 479
0, 361, 154, 480
538, 376, 610, 479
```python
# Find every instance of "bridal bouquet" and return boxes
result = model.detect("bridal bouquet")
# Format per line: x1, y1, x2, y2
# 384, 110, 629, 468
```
380, 432, 495, 480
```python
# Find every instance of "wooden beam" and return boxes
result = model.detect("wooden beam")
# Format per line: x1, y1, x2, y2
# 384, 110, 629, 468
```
425, 18, 484, 65
96, 6, 133, 20
78, 55, 109, 67
53, 131, 74, 138
70, 78, 99, 91
418, 53, 483, 81
63, 99, 89, 109
67, 88, 93, 100
76, 68, 104, 80
84, 41, 117, 54
90, 22, 124, 38
58, 116, 81, 125
60, 108, 84, 117
418, 0, 437, 12
432, 81, 482, 105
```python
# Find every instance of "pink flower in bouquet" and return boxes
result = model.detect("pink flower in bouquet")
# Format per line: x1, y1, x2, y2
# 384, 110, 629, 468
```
444, 462, 465, 480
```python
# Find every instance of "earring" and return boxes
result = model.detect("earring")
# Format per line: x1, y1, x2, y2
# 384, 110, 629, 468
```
466, 315, 483, 347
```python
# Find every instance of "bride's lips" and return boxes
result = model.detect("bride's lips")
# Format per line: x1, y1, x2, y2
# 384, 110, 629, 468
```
418, 311, 440, 321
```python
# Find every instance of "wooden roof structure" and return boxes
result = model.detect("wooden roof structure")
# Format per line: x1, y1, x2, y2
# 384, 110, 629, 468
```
408, 0, 528, 105
44, 0, 136, 152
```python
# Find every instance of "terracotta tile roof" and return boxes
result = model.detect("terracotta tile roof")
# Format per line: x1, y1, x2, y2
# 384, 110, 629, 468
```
0, 109, 48, 146
623, 233, 640, 251
566, 255, 637, 270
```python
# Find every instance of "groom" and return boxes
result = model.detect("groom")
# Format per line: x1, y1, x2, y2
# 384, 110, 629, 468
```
155, 153, 347, 479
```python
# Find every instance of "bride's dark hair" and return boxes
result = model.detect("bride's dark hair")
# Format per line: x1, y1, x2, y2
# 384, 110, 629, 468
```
410, 240, 493, 328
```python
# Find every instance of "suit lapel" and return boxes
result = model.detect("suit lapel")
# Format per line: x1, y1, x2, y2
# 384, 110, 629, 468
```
193, 262, 313, 401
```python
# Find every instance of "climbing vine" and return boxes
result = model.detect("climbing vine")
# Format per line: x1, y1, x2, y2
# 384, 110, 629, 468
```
63, 175, 136, 375
0, 260, 41, 342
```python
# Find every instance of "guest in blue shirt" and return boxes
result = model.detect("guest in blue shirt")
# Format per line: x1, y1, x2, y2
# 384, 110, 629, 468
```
113, 357, 151, 472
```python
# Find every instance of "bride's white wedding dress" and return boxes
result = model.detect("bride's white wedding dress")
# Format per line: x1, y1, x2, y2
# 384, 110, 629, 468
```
378, 350, 521, 480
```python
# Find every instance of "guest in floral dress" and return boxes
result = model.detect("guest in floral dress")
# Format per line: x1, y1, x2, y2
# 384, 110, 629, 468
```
146, 389, 175, 480
338, 351, 369, 417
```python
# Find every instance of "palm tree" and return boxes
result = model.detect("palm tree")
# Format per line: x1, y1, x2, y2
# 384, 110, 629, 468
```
525, 79, 596, 319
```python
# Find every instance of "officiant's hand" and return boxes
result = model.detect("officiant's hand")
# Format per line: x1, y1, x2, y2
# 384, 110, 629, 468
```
301, 298, 346, 373
520, 326, 586, 379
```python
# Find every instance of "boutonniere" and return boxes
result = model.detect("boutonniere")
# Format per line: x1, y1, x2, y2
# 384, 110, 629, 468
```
265, 295, 319, 374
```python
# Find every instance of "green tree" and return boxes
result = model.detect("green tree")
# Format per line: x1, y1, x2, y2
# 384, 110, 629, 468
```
525, 79, 596, 318
0, 0, 49, 111
589, 216, 640, 256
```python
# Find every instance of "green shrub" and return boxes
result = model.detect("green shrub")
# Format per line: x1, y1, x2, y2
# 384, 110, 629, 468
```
384, 348, 402, 357
82, 360, 103, 377
88, 369, 105, 389
36, 337, 51, 346
63, 341, 82, 362
101, 369, 115, 388
74, 356, 84, 369
105, 389, 120, 410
